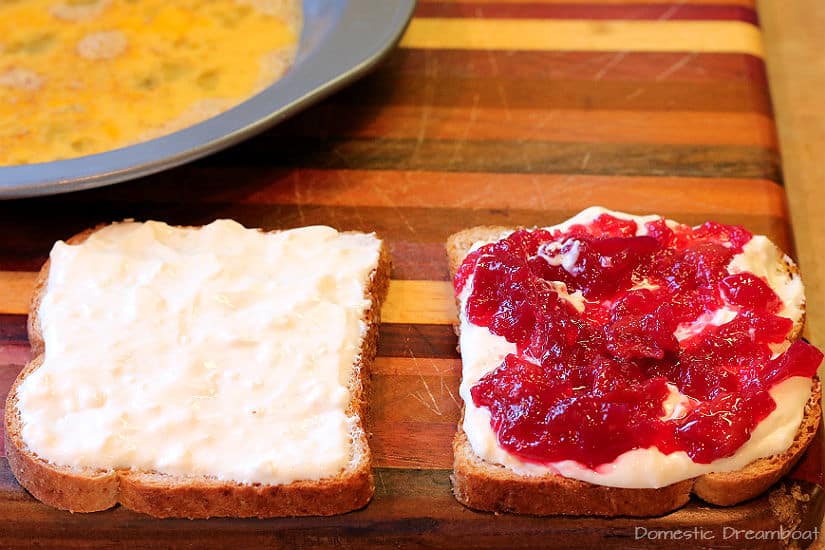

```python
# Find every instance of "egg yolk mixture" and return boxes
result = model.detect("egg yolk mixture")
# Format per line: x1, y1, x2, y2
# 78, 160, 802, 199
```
0, 0, 300, 165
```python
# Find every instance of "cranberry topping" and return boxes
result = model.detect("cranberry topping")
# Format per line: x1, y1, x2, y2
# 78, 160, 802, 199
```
460, 213, 823, 469
721, 272, 783, 313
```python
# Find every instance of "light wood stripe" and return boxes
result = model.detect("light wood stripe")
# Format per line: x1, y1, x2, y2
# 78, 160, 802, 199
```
383, 280, 457, 325
0, 274, 459, 324
0, 272, 35, 317
400, 19, 764, 56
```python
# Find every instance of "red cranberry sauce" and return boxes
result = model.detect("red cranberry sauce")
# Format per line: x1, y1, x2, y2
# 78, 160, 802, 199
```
457, 213, 822, 468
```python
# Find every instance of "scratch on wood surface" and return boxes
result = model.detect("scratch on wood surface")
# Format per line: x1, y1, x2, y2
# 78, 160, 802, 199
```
411, 390, 441, 416
530, 176, 548, 210
486, 50, 513, 122
625, 87, 644, 101
375, 469, 387, 493
448, 94, 480, 169
331, 144, 353, 170
405, 349, 442, 416
441, 376, 461, 409
657, 3, 683, 21
458, 179, 496, 208
412, 51, 437, 161
292, 174, 306, 224
366, 177, 393, 208
418, 373, 442, 416
412, 100, 433, 161
485, 47, 500, 77
594, 51, 627, 81
655, 52, 696, 82
496, 82, 513, 122
397, 208, 417, 236
368, 179, 416, 234
580, 151, 592, 169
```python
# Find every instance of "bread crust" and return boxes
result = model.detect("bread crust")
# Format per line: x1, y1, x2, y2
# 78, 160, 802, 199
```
5, 224, 391, 518
446, 224, 821, 517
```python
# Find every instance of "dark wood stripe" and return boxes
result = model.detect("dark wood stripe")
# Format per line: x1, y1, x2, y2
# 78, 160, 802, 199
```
414, 3, 759, 24
0, 458, 805, 549
0, 365, 22, 456
0, 321, 459, 359
0, 316, 26, 343
0, 238, 447, 281
0, 320, 458, 358
790, 427, 824, 488
416, 0, 759, 8
379, 49, 768, 85
277, 105, 776, 147
0, 205, 792, 271
324, 77, 772, 114
0, 346, 29, 370
204, 138, 782, 181
388, 241, 451, 281
35, 168, 785, 214
378, 324, 458, 359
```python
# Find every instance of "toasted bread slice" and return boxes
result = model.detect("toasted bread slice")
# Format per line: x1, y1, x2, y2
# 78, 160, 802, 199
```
5, 222, 391, 518
447, 223, 821, 517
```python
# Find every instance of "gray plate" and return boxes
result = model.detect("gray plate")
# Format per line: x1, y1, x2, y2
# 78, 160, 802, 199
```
0, 0, 416, 199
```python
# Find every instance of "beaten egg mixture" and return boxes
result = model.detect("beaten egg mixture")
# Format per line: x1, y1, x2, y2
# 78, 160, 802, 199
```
0, 0, 300, 165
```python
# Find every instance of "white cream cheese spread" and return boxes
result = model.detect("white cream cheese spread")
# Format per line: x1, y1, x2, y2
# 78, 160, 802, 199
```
459, 207, 811, 489
18, 220, 381, 485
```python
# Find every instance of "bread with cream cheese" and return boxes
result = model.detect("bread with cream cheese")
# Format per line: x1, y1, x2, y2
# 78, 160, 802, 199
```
447, 222, 820, 517
4, 222, 391, 518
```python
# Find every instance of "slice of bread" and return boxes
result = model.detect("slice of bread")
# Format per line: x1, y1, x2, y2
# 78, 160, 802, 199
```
4, 222, 391, 518
447, 224, 821, 517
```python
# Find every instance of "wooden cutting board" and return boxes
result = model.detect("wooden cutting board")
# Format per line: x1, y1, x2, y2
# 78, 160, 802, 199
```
0, 0, 821, 548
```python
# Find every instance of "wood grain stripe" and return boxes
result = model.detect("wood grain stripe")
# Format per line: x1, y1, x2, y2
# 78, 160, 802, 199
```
0, 321, 460, 363
384, 281, 457, 325
415, 3, 759, 23
0, 345, 29, 368
373, 374, 461, 425
206, 139, 781, 181
420, 0, 757, 6
0, 141, 781, 185
382, 50, 768, 84
335, 77, 772, 114
400, 19, 764, 56
0, 274, 458, 323
27, 170, 787, 216
371, 422, 456, 469
0, 315, 27, 343
281, 106, 777, 148
0, 364, 22, 457
0, 206, 792, 276
235, 172, 788, 214
0, 273, 35, 316
373, 357, 461, 376
377, 324, 459, 359
0, 459, 803, 548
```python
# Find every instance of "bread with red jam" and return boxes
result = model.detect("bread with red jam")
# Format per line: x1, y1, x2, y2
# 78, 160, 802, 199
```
5, 221, 391, 518
446, 209, 822, 517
